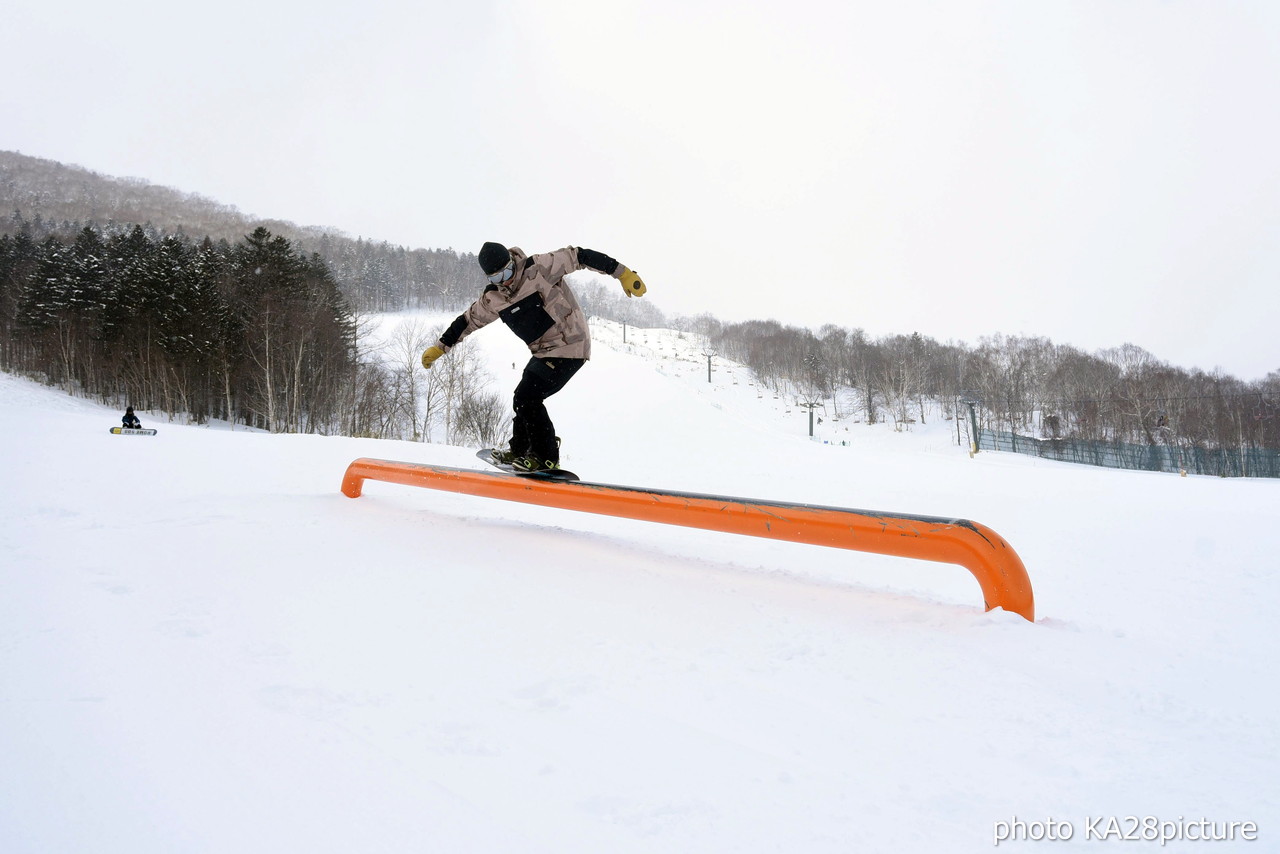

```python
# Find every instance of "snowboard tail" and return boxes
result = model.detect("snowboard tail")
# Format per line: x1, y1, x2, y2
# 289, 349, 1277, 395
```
475, 448, 579, 482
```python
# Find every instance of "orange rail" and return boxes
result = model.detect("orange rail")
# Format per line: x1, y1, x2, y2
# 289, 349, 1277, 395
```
341, 458, 1034, 621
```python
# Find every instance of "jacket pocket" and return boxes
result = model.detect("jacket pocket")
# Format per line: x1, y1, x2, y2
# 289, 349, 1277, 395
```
499, 292, 556, 344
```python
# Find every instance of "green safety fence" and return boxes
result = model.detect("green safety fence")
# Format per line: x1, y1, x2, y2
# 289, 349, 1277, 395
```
977, 430, 1280, 478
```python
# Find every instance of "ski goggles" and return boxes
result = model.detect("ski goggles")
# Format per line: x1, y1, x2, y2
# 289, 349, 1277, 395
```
487, 260, 515, 285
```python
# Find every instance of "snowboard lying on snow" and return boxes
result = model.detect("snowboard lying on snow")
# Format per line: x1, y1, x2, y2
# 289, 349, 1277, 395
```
110, 427, 157, 436
476, 448, 579, 482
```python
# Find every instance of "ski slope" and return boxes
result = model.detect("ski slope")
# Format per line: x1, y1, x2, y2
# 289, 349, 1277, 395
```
2, 316, 1276, 852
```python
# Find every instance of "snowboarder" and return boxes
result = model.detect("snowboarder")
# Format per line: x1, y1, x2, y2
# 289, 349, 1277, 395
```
122, 407, 142, 430
421, 242, 647, 474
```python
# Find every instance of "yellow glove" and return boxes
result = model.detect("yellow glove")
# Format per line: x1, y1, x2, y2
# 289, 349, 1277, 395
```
421, 345, 445, 369
618, 266, 647, 298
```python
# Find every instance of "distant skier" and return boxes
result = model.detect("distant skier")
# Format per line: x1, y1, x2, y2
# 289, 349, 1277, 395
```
122, 407, 142, 430
421, 242, 647, 474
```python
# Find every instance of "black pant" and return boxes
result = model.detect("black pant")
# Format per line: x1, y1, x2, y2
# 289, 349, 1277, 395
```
510, 357, 584, 462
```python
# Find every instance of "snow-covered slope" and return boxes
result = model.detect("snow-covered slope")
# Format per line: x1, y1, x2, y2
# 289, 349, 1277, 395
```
2, 316, 1276, 853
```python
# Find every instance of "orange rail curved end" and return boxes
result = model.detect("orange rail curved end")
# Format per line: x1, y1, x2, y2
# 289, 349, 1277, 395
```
340, 457, 1034, 621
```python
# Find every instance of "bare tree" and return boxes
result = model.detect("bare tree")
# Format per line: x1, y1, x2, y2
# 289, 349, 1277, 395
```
385, 317, 434, 440
453, 390, 511, 447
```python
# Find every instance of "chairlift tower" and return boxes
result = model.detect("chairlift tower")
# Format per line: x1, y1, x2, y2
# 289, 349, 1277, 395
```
798, 400, 822, 437
960, 391, 982, 454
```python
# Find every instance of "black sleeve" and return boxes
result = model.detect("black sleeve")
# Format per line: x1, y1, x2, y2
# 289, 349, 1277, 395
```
577, 247, 620, 276
440, 313, 469, 348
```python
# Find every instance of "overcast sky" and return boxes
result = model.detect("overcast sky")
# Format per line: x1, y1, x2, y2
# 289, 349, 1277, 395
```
5, 0, 1277, 379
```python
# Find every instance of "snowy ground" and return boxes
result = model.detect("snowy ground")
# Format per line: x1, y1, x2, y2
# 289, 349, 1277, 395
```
2, 314, 1277, 852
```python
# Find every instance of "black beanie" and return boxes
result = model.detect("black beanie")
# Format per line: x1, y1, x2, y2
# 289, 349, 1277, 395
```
478, 242, 511, 275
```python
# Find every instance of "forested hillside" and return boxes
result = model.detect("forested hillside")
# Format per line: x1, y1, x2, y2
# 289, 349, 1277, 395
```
695, 317, 1279, 475
1, 224, 360, 431
2, 149, 1276, 474
1, 150, 482, 314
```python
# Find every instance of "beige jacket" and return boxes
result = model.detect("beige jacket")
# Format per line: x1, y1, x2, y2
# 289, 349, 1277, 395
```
438, 246, 617, 360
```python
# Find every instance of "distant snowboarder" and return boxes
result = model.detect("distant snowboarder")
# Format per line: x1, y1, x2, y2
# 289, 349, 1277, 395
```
111, 406, 156, 435
421, 242, 647, 475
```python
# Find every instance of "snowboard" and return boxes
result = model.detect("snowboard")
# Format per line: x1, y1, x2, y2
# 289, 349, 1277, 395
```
476, 448, 579, 482
110, 426, 157, 436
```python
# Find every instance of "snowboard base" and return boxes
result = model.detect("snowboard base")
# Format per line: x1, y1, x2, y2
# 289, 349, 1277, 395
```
476, 448, 579, 482
110, 426, 157, 436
